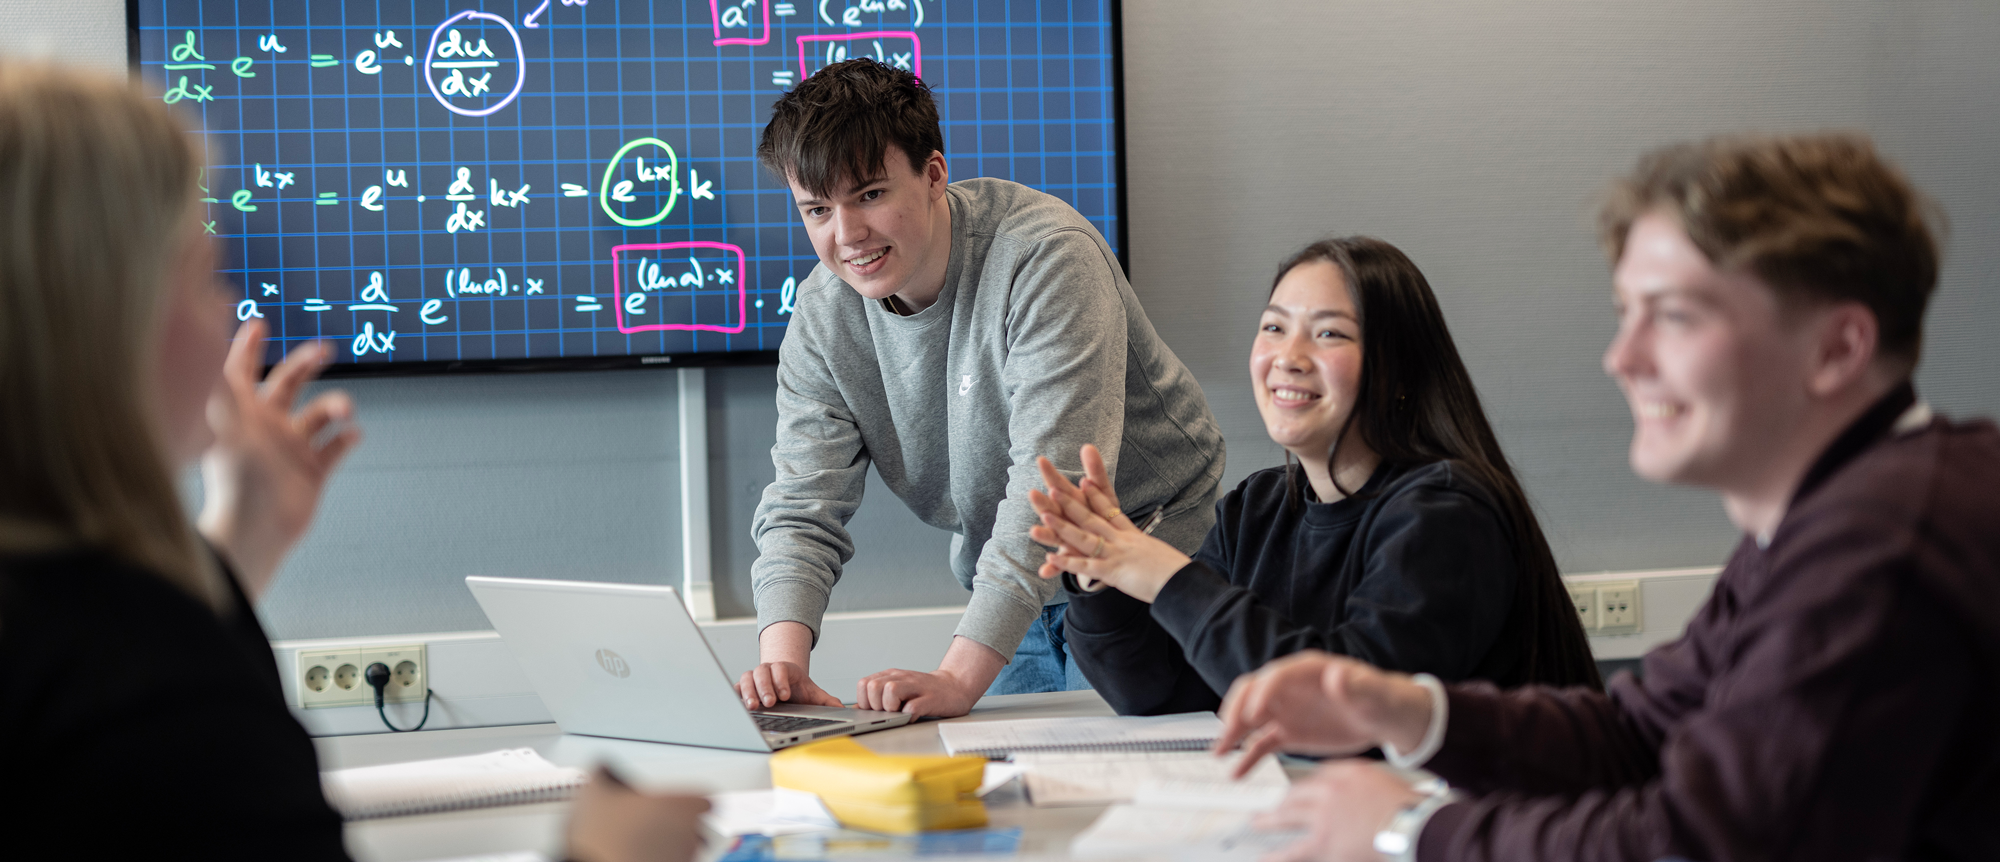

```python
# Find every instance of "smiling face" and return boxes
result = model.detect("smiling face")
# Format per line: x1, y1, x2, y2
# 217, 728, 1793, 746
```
1252, 260, 1366, 462
789, 144, 953, 311
1604, 211, 1818, 491
152, 222, 235, 466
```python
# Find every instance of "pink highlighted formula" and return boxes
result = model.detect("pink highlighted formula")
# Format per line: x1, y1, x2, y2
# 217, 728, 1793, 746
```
708, 0, 771, 46
796, 32, 921, 81
609, 241, 749, 335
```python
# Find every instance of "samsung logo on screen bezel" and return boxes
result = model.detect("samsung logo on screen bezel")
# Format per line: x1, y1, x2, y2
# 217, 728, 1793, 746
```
641, 356, 673, 364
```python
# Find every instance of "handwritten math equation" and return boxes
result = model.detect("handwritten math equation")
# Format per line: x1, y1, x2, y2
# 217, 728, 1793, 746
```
139, 0, 1116, 362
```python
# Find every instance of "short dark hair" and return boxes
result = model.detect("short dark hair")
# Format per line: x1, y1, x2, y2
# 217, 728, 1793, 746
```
1272, 237, 1602, 689
1599, 133, 1942, 367
758, 59, 943, 198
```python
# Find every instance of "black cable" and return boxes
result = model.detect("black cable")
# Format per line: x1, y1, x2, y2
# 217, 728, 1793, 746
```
364, 662, 434, 732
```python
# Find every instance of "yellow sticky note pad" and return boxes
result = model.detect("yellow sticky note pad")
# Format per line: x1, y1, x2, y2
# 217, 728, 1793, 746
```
769, 737, 989, 834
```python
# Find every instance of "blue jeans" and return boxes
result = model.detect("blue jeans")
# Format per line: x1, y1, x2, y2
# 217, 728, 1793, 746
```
986, 604, 1093, 695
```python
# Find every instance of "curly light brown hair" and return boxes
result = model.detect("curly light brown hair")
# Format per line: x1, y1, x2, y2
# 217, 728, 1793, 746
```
1599, 133, 1942, 369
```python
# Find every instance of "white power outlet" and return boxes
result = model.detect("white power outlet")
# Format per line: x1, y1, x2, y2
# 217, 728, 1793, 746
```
1566, 584, 1598, 630
1597, 583, 1641, 635
296, 643, 427, 709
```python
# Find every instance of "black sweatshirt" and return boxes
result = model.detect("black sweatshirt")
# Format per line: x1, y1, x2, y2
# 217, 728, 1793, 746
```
1063, 459, 1531, 716
0, 549, 350, 861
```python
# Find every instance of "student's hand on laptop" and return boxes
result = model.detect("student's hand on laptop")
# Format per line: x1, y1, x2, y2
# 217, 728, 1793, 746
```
565, 766, 710, 862
738, 660, 844, 709
1213, 651, 1433, 777
1028, 445, 1190, 603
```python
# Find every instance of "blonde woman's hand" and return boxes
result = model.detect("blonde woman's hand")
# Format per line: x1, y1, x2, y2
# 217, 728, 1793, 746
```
198, 320, 360, 598
1026, 444, 1190, 603
565, 767, 710, 862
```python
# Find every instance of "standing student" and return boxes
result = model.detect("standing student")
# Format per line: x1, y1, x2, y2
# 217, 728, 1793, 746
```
736, 59, 1225, 718
0, 63, 707, 862
1027, 237, 1601, 717
1213, 134, 1999, 862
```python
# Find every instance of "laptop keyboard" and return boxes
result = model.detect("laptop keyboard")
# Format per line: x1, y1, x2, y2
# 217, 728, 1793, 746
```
754, 713, 845, 734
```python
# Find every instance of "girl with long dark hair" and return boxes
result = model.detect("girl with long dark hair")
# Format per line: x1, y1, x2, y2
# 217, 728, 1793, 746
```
1028, 236, 1600, 715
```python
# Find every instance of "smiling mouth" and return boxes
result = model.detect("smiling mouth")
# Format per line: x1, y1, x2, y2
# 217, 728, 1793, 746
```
1270, 388, 1320, 405
848, 248, 888, 267
1638, 402, 1684, 419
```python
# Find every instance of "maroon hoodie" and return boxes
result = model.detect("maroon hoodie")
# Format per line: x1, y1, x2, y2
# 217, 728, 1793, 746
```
1417, 384, 2000, 861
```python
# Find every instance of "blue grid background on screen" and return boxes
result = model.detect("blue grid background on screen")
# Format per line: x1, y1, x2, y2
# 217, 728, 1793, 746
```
134, 1, 1120, 367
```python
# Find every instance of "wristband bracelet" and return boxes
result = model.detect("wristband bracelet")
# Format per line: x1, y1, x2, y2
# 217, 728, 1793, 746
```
1372, 779, 1460, 862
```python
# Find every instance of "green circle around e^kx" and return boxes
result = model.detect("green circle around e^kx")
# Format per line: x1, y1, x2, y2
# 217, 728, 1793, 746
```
599, 137, 680, 227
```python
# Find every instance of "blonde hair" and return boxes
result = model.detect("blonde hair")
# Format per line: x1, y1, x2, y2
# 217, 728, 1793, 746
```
0, 63, 225, 611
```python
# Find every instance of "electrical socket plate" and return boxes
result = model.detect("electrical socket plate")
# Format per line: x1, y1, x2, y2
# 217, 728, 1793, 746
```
1566, 584, 1598, 631
296, 643, 427, 709
1596, 583, 1641, 635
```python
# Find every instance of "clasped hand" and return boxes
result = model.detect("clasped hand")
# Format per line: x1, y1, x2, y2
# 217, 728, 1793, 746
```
1026, 444, 1191, 603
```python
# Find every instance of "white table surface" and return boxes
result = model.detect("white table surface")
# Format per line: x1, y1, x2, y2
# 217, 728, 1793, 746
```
319, 690, 1121, 862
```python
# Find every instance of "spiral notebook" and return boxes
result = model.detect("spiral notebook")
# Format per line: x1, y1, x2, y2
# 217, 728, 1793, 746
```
321, 748, 587, 821
937, 713, 1223, 759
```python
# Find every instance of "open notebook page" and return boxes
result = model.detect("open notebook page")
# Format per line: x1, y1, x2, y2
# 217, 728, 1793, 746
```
321, 748, 586, 821
1015, 751, 1289, 807
937, 713, 1223, 757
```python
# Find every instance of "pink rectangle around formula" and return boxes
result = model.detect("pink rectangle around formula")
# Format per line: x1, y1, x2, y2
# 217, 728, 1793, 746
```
609, 241, 749, 334
796, 32, 922, 81
709, 0, 771, 46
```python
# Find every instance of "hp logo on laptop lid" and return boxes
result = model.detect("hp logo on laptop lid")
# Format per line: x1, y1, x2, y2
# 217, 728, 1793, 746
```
595, 648, 630, 678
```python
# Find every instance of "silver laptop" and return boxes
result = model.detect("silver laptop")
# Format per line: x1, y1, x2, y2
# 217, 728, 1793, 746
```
466, 576, 912, 751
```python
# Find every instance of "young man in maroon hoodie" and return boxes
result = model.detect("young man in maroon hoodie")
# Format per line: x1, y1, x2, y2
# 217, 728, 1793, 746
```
1210, 133, 2000, 861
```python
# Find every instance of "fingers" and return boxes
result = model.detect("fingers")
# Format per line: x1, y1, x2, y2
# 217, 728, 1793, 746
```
1034, 456, 1083, 502
749, 664, 780, 708
314, 423, 363, 475
262, 340, 332, 408
223, 318, 267, 389
1079, 444, 1121, 509
772, 662, 800, 703
1234, 727, 1285, 778
1079, 482, 1133, 527
1037, 511, 1107, 556
1026, 524, 1085, 562
1214, 675, 1255, 755
292, 391, 355, 440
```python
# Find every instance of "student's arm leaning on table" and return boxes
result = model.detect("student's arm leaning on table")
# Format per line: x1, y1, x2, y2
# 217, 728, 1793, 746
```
1210, 565, 1980, 862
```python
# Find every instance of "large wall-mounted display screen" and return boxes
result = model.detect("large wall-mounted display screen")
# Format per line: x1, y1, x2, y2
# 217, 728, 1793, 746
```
132, 1, 1123, 372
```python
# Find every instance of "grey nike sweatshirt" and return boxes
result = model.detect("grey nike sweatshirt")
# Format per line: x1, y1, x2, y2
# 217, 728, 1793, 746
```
751, 178, 1225, 661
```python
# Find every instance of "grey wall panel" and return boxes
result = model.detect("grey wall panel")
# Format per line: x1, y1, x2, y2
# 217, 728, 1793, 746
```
1119, 0, 2000, 574
255, 370, 685, 638
0, 0, 124, 68
706, 365, 969, 621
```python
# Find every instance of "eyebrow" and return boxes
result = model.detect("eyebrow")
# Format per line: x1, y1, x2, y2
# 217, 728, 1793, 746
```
1262, 304, 1357, 321
794, 174, 892, 209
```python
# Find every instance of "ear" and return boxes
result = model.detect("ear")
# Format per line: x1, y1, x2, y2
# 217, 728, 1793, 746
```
1804, 301, 1880, 398
925, 150, 949, 197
